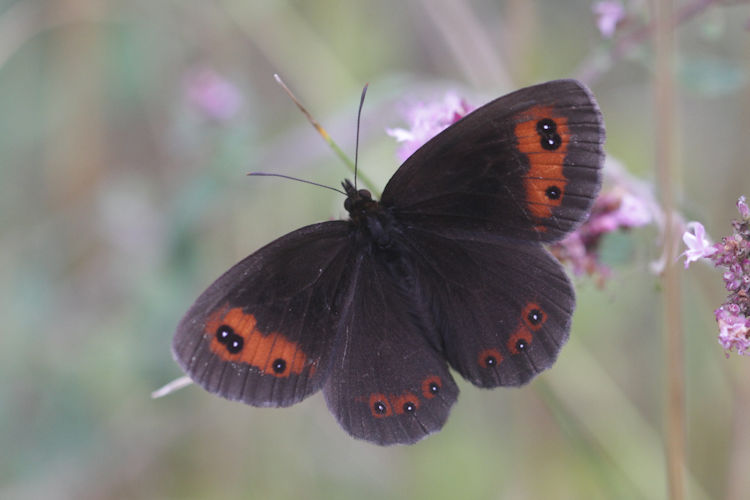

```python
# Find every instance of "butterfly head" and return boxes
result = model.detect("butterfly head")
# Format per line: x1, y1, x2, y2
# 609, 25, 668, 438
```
343, 179, 378, 221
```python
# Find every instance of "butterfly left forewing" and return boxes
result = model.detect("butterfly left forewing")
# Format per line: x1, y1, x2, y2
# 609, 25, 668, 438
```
173, 221, 353, 407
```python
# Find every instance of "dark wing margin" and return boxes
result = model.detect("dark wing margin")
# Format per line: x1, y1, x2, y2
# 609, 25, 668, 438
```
172, 221, 353, 408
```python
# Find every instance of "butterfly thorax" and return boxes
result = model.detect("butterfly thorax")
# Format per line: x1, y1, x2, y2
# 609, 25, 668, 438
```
342, 179, 396, 250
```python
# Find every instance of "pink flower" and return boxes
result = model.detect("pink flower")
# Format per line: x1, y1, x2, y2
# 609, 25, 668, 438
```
716, 306, 750, 356
681, 222, 717, 268
737, 195, 749, 219
685, 196, 750, 357
614, 192, 653, 227
592, 1, 626, 38
586, 191, 652, 234
185, 67, 243, 121
386, 93, 474, 162
550, 183, 654, 285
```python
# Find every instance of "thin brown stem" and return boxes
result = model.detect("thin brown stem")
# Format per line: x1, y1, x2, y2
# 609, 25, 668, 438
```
653, 0, 685, 499
576, 0, 724, 85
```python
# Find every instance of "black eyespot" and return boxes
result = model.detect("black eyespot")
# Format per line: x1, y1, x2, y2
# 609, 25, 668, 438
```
373, 401, 387, 414
516, 339, 528, 352
429, 383, 440, 395
227, 335, 244, 354
216, 325, 233, 344
545, 185, 561, 200
528, 308, 544, 325
484, 355, 497, 367
403, 401, 416, 413
536, 118, 556, 134
541, 133, 562, 150
272, 358, 287, 374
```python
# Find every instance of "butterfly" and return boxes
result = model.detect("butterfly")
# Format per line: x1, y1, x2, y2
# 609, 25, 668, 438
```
172, 79, 605, 446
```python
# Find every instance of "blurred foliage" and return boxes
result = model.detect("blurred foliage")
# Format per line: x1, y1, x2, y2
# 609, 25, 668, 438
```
1, 0, 749, 499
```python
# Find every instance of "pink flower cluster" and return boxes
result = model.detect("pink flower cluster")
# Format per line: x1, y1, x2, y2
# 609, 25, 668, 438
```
386, 92, 474, 162
550, 187, 652, 285
592, 1, 626, 38
683, 196, 750, 356
185, 67, 243, 121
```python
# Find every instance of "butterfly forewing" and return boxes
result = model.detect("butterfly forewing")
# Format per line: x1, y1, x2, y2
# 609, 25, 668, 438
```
382, 79, 604, 242
172, 222, 353, 407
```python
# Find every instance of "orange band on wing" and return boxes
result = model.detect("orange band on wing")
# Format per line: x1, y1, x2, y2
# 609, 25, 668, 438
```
514, 105, 569, 220
205, 306, 308, 377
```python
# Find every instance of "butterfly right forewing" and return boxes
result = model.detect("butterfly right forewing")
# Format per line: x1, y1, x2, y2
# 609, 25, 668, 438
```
382, 79, 604, 242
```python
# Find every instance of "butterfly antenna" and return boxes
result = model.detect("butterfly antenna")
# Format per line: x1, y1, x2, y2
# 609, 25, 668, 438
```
354, 83, 369, 190
247, 172, 346, 195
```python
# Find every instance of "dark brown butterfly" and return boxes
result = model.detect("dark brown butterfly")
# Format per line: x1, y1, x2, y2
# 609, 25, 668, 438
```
172, 79, 605, 445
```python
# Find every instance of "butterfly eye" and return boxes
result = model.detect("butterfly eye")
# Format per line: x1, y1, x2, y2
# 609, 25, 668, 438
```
358, 189, 372, 199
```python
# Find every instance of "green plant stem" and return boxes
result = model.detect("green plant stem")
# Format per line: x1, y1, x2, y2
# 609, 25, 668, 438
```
273, 74, 380, 197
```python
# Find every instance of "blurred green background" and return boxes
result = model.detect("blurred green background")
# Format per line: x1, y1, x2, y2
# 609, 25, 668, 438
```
1, 0, 749, 499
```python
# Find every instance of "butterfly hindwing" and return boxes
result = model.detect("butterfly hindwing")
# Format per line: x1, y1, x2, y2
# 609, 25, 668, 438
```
403, 228, 575, 388
382, 79, 604, 242
323, 251, 459, 445
172, 222, 353, 407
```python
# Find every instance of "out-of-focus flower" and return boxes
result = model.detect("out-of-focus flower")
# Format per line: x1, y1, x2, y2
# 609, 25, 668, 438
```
737, 195, 749, 219
185, 67, 243, 121
550, 184, 654, 286
716, 305, 750, 356
684, 196, 750, 356
592, 1, 626, 38
681, 221, 716, 268
386, 92, 474, 162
